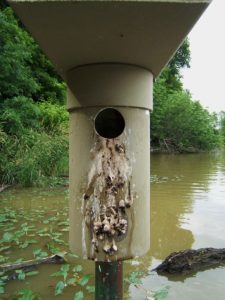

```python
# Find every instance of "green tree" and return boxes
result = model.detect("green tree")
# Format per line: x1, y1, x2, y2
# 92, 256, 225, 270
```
157, 92, 220, 151
161, 39, 191, 91
0, 7, 65, 103
219, 111, 225, 145
0, 8, 39, 100
151, 40, 191, 145
0, 97, 69, 186
169, 39, 190, 77
0, 6, 68, 186
151, 40, 221, 152
0, 97, 40, 135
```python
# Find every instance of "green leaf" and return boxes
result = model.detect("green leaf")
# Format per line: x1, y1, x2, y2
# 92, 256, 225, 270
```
52, 238, 66, 245
19, 241, 29, 249
68, 252, 79, 258
61, 264, 70, 273
79, 274, 91, 286
46, 243, 60, 254
67, 278, 76, 285
15, 258, 24, 263
28, 239, 38, 244
37, 228, 48, 234
74, 291, 84, 300
55, 281, 65, 296
33, 248, 48, 258
3, 226, 15, 232
154, 286, 170, 300
38, 233, 50, 237
58, 221, 69, 226
18, 271, 26, 280
125, 271, 143, 285
33, 248, 41, 256
0, 245, 11, 252
0, 286, 5, 294
0, 276, 8, 281
2, 232, 13, 242
0, 215, 6, 223
17, 288, 37, 300
19, 239, 37, 249
86, 285, 95, 293
73, 265, 82, 273
59, 264, 69, 281
26, 271, 39, 277
51, 271, 64, 277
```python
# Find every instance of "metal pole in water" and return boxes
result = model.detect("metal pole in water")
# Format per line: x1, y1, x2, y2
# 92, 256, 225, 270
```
95, 261, 123, 300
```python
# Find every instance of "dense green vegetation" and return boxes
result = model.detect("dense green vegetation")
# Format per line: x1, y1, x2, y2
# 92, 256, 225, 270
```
0, 5, 68, 186
219, 111, 225, 143
151, 39, 223, 152
0, 4, 224, 186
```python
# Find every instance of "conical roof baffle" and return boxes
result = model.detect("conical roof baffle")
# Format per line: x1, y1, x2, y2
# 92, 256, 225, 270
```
9, 0, 211, 80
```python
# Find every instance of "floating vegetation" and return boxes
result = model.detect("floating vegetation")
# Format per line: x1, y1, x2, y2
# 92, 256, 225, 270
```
0, 188, 96, 299
50, 263, 93, 298
11, 288, 41, 300
150, 175, 184, 184
124, 271, 170, 300
0, 187, 167, 300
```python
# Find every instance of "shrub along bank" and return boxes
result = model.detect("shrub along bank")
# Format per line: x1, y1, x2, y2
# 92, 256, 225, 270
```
0, 98, 68, 186
0, 5, 68, 186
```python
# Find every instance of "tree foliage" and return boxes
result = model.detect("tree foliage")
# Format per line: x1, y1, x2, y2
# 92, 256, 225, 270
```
169, 39, 191, 77
219, 111, 225, 144
0, 97, 68, 186
0, 6, 68, 186
221, 115, 225, 140
0, 7, 66, 103
151, 40, 222, 152
0, 8, 38, 99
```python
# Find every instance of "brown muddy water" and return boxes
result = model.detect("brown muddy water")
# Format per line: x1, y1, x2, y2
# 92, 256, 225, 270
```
0, 152, 225, 299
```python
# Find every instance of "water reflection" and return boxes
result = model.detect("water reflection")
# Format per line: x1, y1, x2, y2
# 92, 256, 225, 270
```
150, 153, 222, 260
1, 152, 225, 300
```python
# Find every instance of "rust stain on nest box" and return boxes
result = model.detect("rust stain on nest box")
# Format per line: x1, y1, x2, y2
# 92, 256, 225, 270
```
82, 135, 136, 261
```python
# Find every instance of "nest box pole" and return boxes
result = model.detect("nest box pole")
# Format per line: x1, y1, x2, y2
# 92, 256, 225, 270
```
95, 261, 123, 300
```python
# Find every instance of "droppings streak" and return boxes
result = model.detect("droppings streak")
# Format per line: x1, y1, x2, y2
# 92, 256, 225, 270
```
82, 135, 135, 260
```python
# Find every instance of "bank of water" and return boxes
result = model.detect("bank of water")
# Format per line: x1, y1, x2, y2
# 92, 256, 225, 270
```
0, 152, 225, 299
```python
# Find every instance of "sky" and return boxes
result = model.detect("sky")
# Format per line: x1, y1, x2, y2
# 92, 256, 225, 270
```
181, 0, 225, 113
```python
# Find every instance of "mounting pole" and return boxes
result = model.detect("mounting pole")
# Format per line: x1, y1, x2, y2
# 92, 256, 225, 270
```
95, 261, 123, 300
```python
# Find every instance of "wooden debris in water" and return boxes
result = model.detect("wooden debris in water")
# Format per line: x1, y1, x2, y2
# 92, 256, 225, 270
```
153, 247, 225, 275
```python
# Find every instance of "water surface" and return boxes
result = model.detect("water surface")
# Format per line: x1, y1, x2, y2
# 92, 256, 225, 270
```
1, 152, 225, 299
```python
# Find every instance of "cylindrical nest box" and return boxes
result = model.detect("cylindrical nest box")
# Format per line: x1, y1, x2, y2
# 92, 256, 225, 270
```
67, 64, 153, 261
9, 0, 212, 262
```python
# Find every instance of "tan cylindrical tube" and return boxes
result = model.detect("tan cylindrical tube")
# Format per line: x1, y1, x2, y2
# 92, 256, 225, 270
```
68, 64, 152, 261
